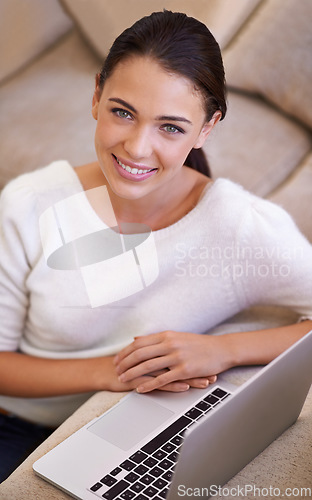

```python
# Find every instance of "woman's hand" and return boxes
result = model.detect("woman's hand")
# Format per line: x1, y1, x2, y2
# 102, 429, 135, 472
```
114, 331, 232, 393
105, 356, 216, 393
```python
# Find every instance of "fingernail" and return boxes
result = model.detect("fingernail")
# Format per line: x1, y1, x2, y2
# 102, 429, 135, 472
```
179, 384, 190, 391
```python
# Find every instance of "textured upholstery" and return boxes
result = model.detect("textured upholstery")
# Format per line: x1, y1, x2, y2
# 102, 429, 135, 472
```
224, 0, 312, 128
0, 0, 72, 83
0, 1, 311, 495
60, 0, 262, 53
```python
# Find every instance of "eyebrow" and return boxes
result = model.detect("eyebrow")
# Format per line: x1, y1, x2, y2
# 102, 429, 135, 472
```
155, 114, 192, 125
108, 98, 137, 114
108, 97, 192, 125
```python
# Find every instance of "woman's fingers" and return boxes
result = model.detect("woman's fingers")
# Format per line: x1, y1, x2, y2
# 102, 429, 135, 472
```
118, 358, 171, 383
114, 336, 169, 379
115, 364, 218, 394
157, 381, 190, 392
114, 334, 162, 366
136, 370, 178, 393
136, 372, 217, 394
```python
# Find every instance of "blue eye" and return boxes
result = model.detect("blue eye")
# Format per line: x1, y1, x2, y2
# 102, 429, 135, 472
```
162, 124, 185, 134
112, 108, 132, 120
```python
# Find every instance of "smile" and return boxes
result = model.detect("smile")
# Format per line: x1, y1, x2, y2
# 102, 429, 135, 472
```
115, 157, 154, 175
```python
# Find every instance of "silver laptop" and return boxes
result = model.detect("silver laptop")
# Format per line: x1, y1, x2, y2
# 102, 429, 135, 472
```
33, 330, 312, 500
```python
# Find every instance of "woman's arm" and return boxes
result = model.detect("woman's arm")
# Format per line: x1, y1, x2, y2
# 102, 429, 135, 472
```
0, 351, 216, 397
0, 352, 131, 397
114, 320, 312, 393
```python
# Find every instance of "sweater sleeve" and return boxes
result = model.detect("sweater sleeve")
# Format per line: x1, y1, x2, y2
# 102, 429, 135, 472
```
236, 195, 312, 320
0, 179, 35, 351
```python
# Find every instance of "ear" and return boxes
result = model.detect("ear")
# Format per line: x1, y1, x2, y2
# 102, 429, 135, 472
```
193, 111, 222, 149
91, 73, 102, 120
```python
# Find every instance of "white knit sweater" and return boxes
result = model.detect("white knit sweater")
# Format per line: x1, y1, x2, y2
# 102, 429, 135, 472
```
1, 161, 311, 425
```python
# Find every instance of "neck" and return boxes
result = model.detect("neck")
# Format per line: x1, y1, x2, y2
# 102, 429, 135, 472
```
75, 162, 209, 231
107, 188, 166, 228
107, 168, 199, 231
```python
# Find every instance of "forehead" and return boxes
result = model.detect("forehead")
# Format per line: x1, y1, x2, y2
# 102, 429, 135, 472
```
101, 56, 205, 117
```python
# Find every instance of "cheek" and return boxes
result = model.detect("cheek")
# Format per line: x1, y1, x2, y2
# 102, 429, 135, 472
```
94, 120, 118, 153
156, 148, 186, 172
162, 138, 196, 167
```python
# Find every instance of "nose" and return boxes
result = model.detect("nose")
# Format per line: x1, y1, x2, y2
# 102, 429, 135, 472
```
124, 126, 153, 160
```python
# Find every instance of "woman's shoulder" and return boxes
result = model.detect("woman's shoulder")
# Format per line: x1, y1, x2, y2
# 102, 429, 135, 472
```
1, 160, 80, 209
2, 160, 78, 194
198, 177, 302, 239
204, 178, 289, 217
207, 178, 305, 243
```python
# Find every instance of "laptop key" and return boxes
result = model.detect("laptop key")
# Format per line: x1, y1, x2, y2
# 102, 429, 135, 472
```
170, 435, 182, 446
152, 449, 167, 460
120, 460, 136, 471
111, 467, 123, 476
101, 475, 118, 487
143, 457, 158, 468
211, 388, 229, 399
134, 464, 149, 475
102, 479, 129, 499
158, 459, 173, 470
204, 394, 218, 405
150, 466, 163, 477
167, 452, 179, 463
162, 442, 175, 453
159, 488, 169, 498
196, 400, 211, 412
129, 450, 148, 464
162, 470, 173, 482
141, 416, 191, 454
141, 474, 154, 485
185, 407, 202, 419
120, 490, 136, 499
130, 481, 146, 493
143, 486, 158, 497
152, 478, 168, 490
91, 482, 103, 492
124, 472, 139, 483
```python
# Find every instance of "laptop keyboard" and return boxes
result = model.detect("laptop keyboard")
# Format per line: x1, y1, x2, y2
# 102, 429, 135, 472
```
89, 387, 230, 499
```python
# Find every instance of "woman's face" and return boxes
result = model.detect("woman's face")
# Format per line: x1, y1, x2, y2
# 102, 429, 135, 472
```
92, 56, 218, 201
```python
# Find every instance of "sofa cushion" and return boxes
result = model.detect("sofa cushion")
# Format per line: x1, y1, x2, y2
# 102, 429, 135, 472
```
223, 0, 312, 129
60, 0, 262, 55
205, 91, 311, 197
0, 0, 73, 83
269, 153, 312, 242
0, 30, 99, 189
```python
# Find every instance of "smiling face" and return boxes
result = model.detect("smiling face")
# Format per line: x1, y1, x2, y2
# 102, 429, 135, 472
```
92, 56, 219, 203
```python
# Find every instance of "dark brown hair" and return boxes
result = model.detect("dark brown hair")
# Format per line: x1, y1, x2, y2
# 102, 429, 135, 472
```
98, 10, 227, 177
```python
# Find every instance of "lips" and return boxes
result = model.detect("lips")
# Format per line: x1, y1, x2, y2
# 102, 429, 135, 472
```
112, 155, 157, 182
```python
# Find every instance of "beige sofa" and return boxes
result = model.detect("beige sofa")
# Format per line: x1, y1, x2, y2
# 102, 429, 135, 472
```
1, 0, 311, 240
0, 0, 311, 498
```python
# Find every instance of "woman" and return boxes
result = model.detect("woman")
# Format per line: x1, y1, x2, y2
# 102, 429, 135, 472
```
0, 10, 311, 481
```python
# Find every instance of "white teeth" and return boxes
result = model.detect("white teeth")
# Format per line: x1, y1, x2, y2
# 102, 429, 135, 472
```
116, 158, 153, 175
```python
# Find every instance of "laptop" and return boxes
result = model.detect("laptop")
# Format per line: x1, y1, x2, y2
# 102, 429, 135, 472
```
33, 330, 312, 500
